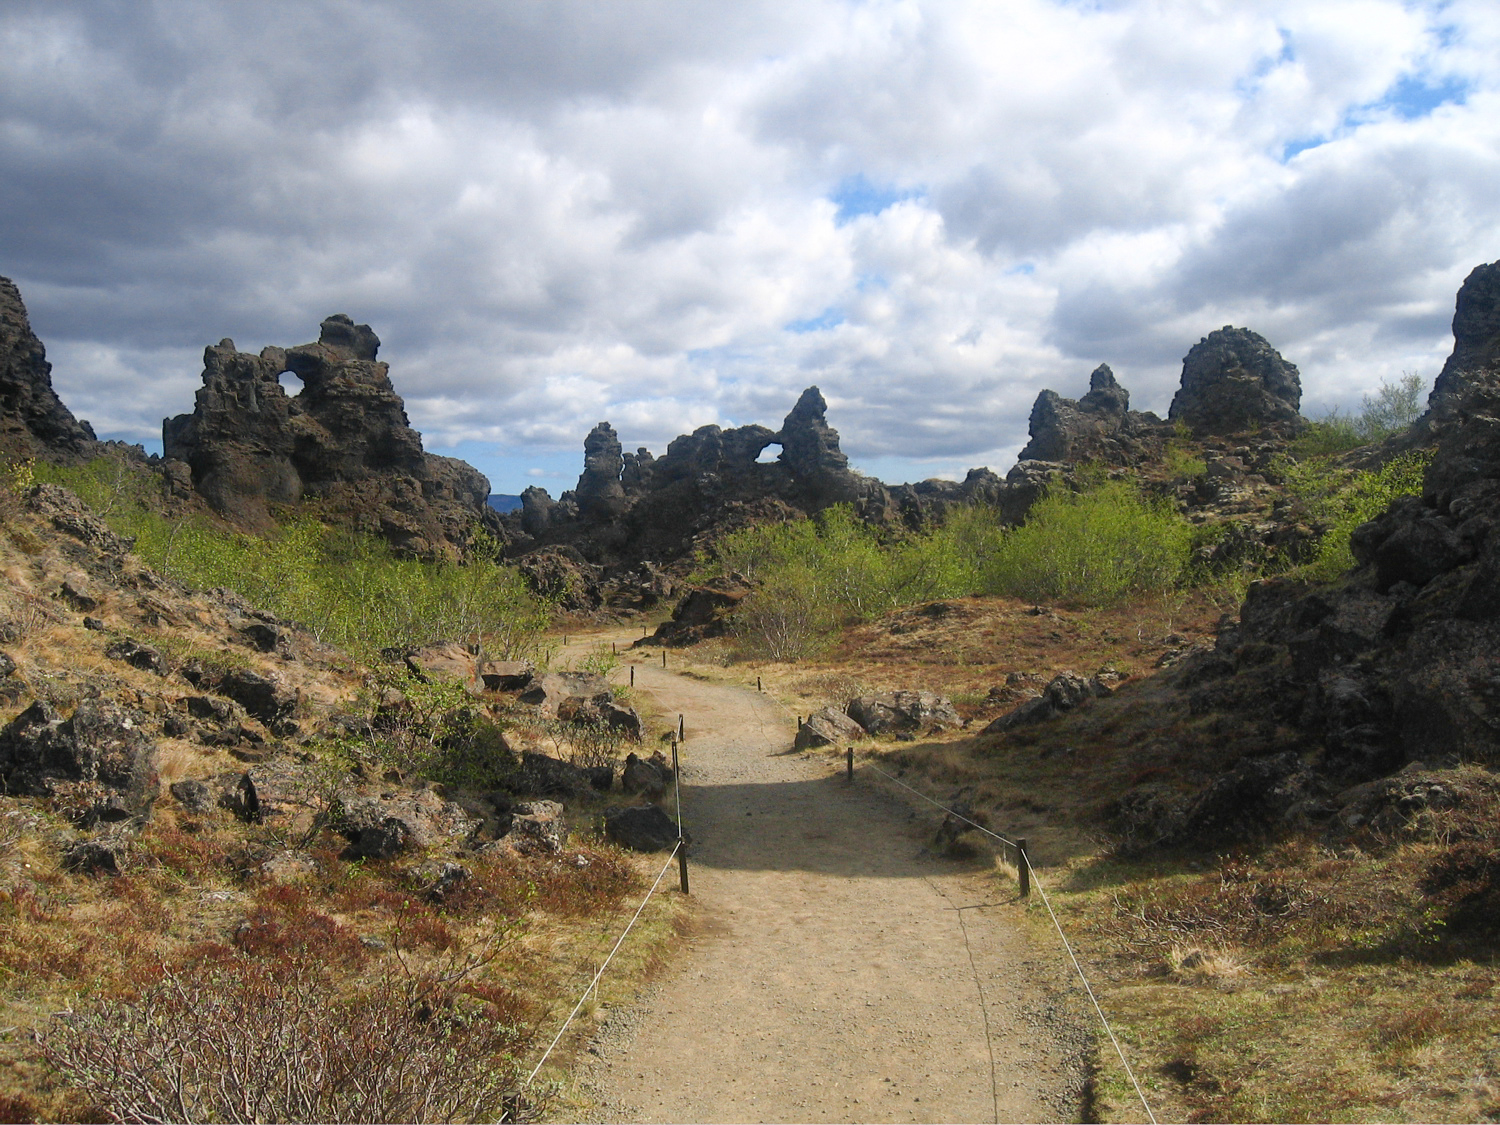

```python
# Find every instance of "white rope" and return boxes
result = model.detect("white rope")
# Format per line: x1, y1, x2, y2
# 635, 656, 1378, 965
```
864, 761, 1020, 848
859, 755, 1157, 1124
524, 840, 683, 1087
1021, 850, 1158, 1124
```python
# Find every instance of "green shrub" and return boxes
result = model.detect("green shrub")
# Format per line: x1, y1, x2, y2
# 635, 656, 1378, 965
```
979, 480, 1194, 605
1292, 373, 1428, 458
1282, 448, 1434, 582
32, 456, 552, 661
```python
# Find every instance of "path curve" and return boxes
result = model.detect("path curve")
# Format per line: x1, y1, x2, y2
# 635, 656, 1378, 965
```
572, 637, 1085, 1123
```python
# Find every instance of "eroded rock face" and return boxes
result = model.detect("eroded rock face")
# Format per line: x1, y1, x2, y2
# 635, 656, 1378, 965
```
1431, 260, 1500, 407
1017, 364, 1170, 464
163, 314, 500, 557
1169, 327, 1303, 437
0, 277, 97, 462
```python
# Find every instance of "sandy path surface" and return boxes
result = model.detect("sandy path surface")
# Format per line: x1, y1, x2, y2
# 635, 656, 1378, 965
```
565, 637, 1087, 1124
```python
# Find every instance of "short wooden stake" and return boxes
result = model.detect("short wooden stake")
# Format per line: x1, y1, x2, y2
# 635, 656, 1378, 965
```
678, 714, 685, 743
563, 635, 568, 645
661, 650, 667, 668
1017, 838, 1030, 899
846, 746, 854, 783
612, 641, 616, 654
629, 665, 635, 687
757, 676, 762, 692
643, 624, 648, 636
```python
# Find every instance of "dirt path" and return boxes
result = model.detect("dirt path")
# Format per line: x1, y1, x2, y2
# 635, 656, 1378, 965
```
566, 635, 1087, 1124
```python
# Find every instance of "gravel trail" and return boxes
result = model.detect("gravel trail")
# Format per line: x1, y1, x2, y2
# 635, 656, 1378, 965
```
569, 642, 1087, 1124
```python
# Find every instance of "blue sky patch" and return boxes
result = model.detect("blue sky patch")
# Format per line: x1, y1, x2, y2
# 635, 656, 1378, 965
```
1376, 73, 1468, 120
830, 174, 924, 225
1281, 136, 1325, 162
785, 307, 846, 333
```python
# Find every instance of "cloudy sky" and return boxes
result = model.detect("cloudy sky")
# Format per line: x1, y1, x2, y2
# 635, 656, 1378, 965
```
3, 1, 1498, 495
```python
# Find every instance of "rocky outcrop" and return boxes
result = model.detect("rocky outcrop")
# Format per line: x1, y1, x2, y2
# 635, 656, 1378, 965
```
498, 386, 890, 575
1112, 263, 1500, 849
163, 314, 501, 557
1169, 327, 1303, 437
1017, 364, 1169, 464
0, 277, 97, 462
1431, 260, 1500, 407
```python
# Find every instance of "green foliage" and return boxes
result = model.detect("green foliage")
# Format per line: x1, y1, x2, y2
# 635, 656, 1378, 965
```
1163, 440, 1207, 479
575, 644, 619, 677
697, 480, 1198, 658
1292, 373, 1429, 458
359, 674, 518, 790
1282, 448, 1434, 581
978, 480, 1194, 605
31, 455, 552, 661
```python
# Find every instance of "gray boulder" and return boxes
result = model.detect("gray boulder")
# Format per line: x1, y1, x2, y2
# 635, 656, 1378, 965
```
794, 707, 867, 750
983, 672, 1111, 734
846, 691, 961, 736
605, 804, 685, 853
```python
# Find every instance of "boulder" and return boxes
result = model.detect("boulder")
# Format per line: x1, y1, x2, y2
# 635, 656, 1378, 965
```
1168, 326, 1303, 437
556, 694, 644, 740
338, 789, 480, 857
0, 699, 160, 823
621, 751, 672, 801
493, 800, 567, 856
794, 707, 867, 750
518, 672, 613, 716
104, 639, 168, 676
604, 804, 684, 853
63, 830, 135, 876
510, 752, 592, 798
401, 642, 477, 688
982, 672, 1111, 734
405, 859, 471, 901
846, 691, 961, 736
478, 660, 536, 692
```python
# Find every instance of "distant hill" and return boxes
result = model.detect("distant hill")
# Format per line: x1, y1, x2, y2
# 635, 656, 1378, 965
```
487, 494, 523, 513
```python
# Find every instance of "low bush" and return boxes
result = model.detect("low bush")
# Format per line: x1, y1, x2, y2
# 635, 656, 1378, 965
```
1281, 449, 1434, 581
978, 479, 1193, 605
37, 953, 530, 1124
29, 453, 553, 661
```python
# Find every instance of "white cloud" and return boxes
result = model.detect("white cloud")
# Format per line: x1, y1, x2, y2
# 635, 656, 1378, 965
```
1, 0, 1496, 492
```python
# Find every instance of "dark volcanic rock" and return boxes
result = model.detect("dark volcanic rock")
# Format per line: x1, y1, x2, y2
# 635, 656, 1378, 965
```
162, 314, 502, 557
604, 804, 683, 852
777, 386, 863, 507
0, 277, 97, 463
1169, 327, 1303, 437
1017, 364, 1168, 464
1185, 262, 1500, 805
0, 699, 161, 823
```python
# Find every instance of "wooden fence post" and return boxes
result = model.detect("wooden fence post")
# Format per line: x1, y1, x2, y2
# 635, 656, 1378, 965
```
661, 650, 667, 668
629, 665, 635, 687
846, 746, 854, 783
678, 714, 685, 743
1017, 838, 1030, 899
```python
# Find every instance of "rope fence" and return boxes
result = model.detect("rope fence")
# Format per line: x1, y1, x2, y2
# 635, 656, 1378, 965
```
522, 838, 685, 1089
858, 753, 1158, 1125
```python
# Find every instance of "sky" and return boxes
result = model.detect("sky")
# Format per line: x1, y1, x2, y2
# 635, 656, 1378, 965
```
2, 0, 1498, 496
